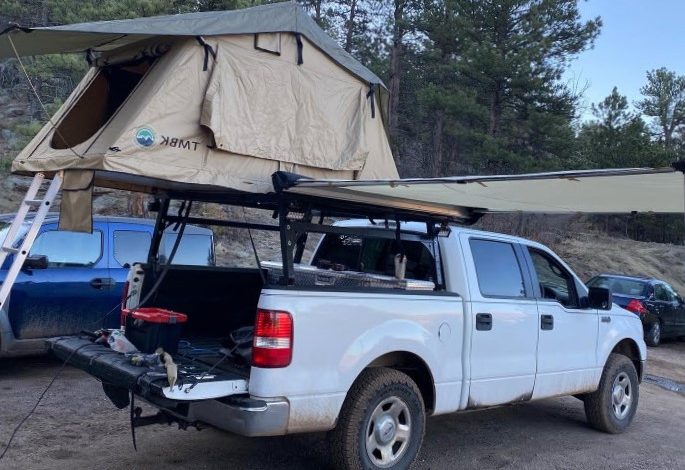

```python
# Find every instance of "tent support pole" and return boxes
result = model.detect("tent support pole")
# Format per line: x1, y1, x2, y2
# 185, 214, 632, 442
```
278, 196, 294, 285
147, 197, 170, 268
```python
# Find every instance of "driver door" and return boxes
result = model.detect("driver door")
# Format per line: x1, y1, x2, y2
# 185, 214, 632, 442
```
8, 222, 114, 339
524, 247, 600, 399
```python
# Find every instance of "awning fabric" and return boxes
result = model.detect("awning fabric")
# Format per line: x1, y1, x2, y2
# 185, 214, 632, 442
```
283, 167, 685, 218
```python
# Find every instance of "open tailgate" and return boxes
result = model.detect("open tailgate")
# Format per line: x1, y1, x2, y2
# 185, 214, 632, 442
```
48, 336, 248, 401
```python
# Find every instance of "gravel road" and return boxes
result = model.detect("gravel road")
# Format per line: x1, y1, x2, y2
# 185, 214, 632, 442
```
1, 342, 684, 469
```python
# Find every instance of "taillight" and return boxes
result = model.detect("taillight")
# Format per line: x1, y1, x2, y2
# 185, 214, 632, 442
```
120, 281, 130, 327
252, 309, 293, 368
626, 299, 648, 316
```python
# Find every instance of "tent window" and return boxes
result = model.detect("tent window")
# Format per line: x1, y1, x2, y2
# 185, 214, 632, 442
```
51, 61, 153, 149
254, 33, 281, 55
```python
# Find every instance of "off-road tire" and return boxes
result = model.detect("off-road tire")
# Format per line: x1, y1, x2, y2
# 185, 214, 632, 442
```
331, 367, 425, 470
584, 353, 639, 434
645, 321, 661, 347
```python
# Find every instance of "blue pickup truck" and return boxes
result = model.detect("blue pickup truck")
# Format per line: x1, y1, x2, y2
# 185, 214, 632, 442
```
0, 215, 214, 357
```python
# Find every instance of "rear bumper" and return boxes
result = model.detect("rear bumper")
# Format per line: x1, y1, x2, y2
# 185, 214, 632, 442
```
176, 395, 290, 437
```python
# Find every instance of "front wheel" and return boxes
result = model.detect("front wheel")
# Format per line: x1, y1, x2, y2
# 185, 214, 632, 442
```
331, 368, 425, 470
584, 353, 639, 434
645, 321, 661, 347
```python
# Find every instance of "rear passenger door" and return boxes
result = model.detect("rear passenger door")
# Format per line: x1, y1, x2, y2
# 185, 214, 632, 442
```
462, 235, 538, 407
524, 247, 599, 399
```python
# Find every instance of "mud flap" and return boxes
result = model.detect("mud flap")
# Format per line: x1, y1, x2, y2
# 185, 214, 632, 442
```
102, 383, 130, 409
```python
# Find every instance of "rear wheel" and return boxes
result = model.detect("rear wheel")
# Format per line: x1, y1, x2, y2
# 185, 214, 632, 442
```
645, 321, 661, 347
331, 368, 425, 470
584, 353, 639, 434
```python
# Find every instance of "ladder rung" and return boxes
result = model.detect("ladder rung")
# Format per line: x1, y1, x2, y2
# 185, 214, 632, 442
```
24, 199, 44, 206
1, 246, 20, 254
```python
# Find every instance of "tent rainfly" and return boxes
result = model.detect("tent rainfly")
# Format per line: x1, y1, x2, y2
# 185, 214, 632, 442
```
2, 2, 398, 198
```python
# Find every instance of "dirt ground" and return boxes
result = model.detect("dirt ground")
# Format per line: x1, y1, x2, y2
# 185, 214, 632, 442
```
0, 342, 683, 469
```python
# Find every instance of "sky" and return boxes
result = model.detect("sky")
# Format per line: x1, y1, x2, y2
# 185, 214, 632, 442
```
565, 0, 685, 121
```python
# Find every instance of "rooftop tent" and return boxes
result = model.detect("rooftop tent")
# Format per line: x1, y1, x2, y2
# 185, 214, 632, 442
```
3, 3, 398, 195
279, 167, 685, 221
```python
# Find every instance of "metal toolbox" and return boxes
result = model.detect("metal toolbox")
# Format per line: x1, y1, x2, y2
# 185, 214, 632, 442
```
262, 261, 435, 291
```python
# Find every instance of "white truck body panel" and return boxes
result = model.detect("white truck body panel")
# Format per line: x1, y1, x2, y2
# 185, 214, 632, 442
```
250, 289, 464, 432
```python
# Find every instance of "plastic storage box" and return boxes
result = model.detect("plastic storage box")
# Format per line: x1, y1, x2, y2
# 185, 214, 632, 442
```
123, 308, 188, 354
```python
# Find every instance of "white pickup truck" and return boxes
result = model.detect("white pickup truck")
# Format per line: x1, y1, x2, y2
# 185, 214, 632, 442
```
51, 217, 646, 470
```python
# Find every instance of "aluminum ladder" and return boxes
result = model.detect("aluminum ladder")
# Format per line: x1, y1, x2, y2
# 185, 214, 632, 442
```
0, 172, 63, 311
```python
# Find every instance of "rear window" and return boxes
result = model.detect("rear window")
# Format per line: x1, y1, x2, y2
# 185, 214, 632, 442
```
161, 233, 215, 266
587, 276, 647, 296
470, 239, 526, 298
114, 230, 152, 267
312, 234, 435, 281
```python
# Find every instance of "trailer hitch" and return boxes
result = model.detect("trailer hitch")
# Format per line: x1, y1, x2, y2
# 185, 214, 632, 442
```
129, 391, 200, 450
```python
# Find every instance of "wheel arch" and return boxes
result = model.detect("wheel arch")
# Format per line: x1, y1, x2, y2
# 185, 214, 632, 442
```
363, 351, 436, 413
610, 338, 644, 382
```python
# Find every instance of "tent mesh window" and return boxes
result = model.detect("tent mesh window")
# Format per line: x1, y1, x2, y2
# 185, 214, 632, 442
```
51, 61, 154, 149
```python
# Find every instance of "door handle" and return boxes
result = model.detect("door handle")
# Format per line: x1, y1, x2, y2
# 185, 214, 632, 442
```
541, 314, 554, 330
601, 316, 611, 323
476, 313, 492, 331
90, 278, 115, 289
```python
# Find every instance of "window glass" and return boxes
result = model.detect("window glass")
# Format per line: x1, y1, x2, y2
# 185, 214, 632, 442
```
663, 283, 679, 301
654, 284, 675, 302
529, 249, 577, 307
470, 239, 525, 298
161, 233, 214, 266
30, 230, 102, 267
113, 230, 152, 267
0, 222, 28, 248
587, 276, 647, 296
312, 234, 435, 281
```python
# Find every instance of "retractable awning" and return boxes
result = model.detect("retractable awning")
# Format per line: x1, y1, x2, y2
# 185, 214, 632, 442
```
281, 167, 685, 219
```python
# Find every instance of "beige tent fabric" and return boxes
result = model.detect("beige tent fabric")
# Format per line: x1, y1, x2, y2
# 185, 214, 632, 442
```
201, 37, 369, 171
285, 168, 685, 217
13, 35, 398, 194
59, 170, 94, 233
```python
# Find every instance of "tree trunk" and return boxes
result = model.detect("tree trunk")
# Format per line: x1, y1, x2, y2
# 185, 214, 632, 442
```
432, 110, 445, 177
388, 0, 405, 140
489, 85, 502, 136
344, 0, 357, 54
314, 0, 322, 23
128, 193, 147, 218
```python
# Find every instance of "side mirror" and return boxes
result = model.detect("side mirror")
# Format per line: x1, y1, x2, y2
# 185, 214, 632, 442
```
23, 255, 48, 270
589, 286, 612, 310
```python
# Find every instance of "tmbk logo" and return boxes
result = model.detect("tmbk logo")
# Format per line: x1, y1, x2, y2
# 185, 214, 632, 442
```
160, 136, 201, 151
134, 127, 155, 147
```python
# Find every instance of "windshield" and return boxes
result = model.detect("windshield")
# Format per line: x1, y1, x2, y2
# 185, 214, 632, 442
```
587, 276, 647, 297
